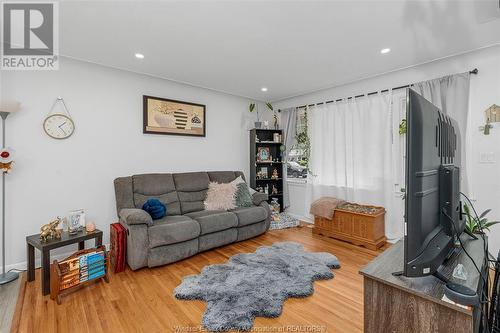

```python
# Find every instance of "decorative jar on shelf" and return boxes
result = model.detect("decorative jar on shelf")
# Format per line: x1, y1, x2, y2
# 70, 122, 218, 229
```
270, 198, 281, 215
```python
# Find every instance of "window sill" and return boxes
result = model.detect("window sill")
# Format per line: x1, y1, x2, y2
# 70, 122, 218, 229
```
287, 178, 307, 185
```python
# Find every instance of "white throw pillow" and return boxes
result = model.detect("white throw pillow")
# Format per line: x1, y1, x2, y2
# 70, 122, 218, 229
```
204, 181, 237, 211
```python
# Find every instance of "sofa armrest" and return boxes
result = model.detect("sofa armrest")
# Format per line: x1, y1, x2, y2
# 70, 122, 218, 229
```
259, 201, 272, 231
252, 192, 268, 206
119, 208, 153, 226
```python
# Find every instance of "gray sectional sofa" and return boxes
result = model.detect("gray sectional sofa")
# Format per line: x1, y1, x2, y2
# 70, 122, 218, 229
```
114, 171, 271, 270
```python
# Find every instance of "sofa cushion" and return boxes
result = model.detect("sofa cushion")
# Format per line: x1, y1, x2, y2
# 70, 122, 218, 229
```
132, 174, 181, 215
148, 215, 200, 248
231, 206, 268, 227
208, 171, 239, 184
173, 172, 210, 214
252, 192, 268, 206
186, 210, 238, 235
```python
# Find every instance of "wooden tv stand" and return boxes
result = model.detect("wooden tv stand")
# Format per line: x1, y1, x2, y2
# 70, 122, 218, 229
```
360, 237, 486, 333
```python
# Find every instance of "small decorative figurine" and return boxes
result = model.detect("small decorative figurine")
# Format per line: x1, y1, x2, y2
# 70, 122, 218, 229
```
0, 148, 14, 173
264, 121, 269, 129
270, 198, 281, 220
273, 114, 279, 130
271, 168, 279, 179
40, 217, 62, 242
272, 184, 279, 195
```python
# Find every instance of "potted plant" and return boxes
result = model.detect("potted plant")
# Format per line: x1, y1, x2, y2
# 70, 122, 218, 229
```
463, 203, 500, 234
249, 102, 274, 129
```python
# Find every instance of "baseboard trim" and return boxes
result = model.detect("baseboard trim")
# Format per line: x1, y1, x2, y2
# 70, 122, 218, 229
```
5, 243, 110, 272
285, 212, 313, 224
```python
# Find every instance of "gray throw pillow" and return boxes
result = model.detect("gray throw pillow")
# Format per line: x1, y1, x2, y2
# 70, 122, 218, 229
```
235, 183, 253, 207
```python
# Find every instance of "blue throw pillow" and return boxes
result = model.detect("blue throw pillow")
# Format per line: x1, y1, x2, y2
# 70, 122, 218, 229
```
142, 198, 166, 220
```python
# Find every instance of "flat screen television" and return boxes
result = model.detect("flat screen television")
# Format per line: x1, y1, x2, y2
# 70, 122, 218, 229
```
404, 88, 465, 278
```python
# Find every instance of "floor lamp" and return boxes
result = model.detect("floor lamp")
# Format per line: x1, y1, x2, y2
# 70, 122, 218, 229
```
0, 103, 20, 285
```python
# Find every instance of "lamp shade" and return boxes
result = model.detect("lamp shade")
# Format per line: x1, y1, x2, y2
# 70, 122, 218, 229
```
0, 100, 21, 113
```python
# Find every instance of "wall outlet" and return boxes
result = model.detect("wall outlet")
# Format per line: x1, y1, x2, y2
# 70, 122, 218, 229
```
479, 152, 496, 164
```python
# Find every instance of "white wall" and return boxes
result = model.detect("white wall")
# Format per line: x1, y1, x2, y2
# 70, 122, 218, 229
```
0, 57, 271, 269
274, 45, 500, 253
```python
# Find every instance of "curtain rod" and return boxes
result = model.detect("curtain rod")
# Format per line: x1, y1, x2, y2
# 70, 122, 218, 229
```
278, 68, 478, 111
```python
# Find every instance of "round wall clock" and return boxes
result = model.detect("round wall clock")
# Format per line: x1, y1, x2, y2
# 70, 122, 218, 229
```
43, 114, 75, 139
43, 97, 75, 140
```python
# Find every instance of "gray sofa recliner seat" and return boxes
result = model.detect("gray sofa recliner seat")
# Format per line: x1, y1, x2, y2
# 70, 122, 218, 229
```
114, 171, 271, 270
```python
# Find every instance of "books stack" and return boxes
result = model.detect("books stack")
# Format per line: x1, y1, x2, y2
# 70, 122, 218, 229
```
59, 257, 80, 290
79, 250, 105, 283
59, 250, 105, 290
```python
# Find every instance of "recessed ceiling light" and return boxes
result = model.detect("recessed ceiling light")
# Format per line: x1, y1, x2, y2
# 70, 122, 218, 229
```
135, 53, 145, 59
380, 48, 391, 54
261, 87, 268, 92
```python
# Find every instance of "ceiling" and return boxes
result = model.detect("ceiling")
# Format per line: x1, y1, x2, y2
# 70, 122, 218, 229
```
59, 1, 500, 101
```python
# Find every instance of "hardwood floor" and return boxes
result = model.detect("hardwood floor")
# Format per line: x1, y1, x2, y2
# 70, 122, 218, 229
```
11, 225, 386, 333
0, 274, 22, 333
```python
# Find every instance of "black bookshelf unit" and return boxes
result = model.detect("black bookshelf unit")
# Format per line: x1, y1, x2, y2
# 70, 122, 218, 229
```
250, 129, 284, 212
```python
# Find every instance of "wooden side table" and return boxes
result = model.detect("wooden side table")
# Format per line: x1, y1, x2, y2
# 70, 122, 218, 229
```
26, 229, 103, 295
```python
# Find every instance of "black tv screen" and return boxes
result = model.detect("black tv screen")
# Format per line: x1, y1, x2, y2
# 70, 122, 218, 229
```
404, 88, 464, 278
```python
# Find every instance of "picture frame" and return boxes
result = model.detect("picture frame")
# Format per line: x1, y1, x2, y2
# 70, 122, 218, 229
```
67, 209, 85, 234
257, 147, 271, 162
260, 167, 268, 179
143, 95, 206, 137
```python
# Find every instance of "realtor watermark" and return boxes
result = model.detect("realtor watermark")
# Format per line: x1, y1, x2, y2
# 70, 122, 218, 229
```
173, 325, 327, 332
1, 1, 59, 70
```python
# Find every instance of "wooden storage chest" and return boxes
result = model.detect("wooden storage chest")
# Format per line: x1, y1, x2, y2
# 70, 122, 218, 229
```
313, 203, 386, 250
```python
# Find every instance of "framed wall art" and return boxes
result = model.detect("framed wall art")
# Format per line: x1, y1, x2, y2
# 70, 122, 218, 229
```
143, 95, 206, 137
257, 147, 271, 162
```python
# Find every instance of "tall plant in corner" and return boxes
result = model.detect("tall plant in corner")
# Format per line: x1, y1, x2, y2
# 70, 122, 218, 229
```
463, 203, 500, 234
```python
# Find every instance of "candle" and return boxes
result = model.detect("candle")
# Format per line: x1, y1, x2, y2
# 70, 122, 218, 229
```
86, 222, 96, 232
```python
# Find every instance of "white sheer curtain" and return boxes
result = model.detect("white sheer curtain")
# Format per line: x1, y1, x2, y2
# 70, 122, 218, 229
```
307, 92, 404, 240
304, 73, 471, 241
412, 72, 471, 193
281, 107, 297, 209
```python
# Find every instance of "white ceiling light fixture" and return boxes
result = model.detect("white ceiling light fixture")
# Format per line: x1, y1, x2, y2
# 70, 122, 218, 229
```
261, 87, 268, 92
135, 53, 145, 59
380, 48, 391, 54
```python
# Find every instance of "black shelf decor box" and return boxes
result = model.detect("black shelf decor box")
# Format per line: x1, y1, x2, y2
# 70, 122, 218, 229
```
250, 128, 284, 213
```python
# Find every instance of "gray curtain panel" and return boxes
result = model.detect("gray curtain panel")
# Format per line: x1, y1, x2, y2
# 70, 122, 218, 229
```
412, 72, 471, 193
281, 107, 297, 209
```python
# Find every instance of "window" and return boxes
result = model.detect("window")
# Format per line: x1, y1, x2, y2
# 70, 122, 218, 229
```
287, 107, 310, 180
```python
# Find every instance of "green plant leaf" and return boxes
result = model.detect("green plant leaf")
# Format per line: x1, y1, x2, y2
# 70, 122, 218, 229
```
479, 209, 491, 219
399, 119, 407, 135
484, 221, 500, 228
249, 103, 255, 112
265, 102, 273, 111
463, 203, 474, 224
